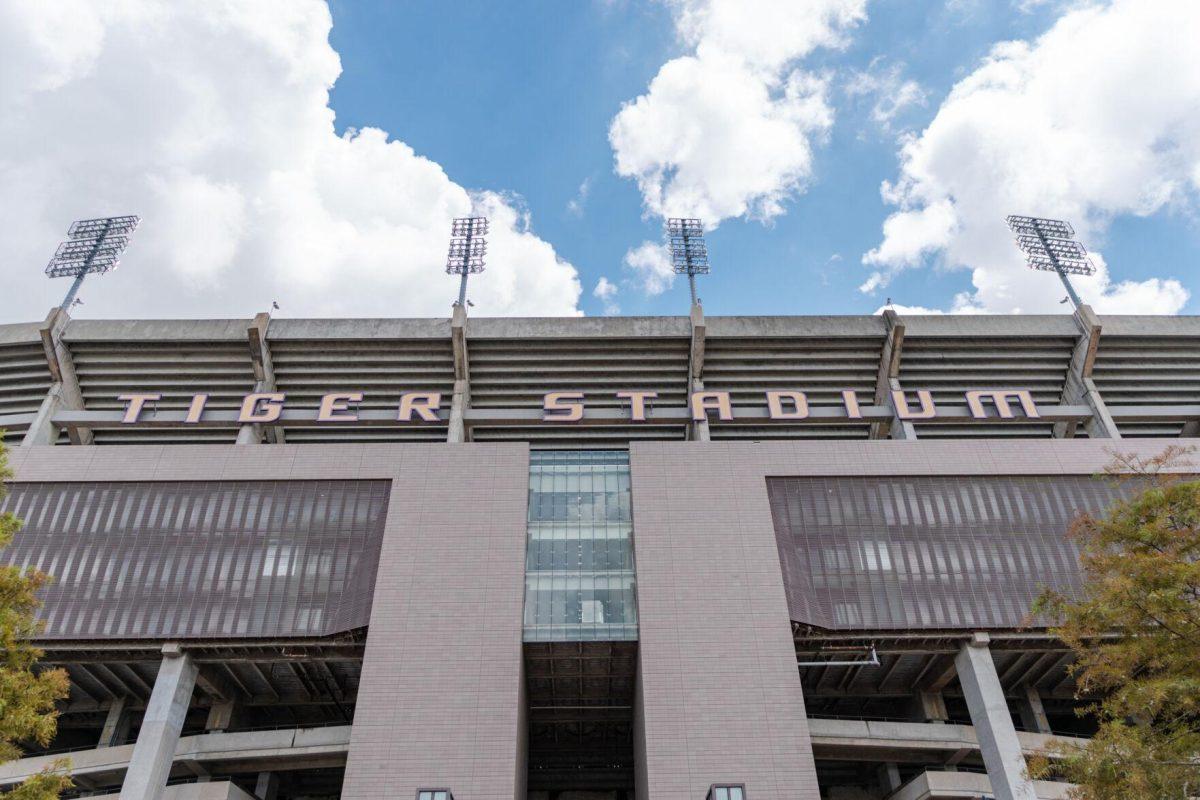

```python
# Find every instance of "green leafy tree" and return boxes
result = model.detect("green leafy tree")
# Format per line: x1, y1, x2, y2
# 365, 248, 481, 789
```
1032, 447, 1200, 799
0, 441, 71, 798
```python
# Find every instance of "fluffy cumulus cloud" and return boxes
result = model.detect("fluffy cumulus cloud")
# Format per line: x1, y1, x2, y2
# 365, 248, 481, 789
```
0, 0, 581, 320
608, 0, 866, 230
862, 0, 1196, 314
592, 276, 620, 315
622, 241, 676, 296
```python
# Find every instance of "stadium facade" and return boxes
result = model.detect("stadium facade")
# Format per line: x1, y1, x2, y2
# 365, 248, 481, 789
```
0, 303, 1196, 800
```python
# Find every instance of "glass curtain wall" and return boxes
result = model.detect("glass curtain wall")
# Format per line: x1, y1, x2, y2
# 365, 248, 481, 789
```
523, 450, 637, 641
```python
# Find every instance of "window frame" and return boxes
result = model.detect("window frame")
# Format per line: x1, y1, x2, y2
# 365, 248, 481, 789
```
707, 784, 746, 800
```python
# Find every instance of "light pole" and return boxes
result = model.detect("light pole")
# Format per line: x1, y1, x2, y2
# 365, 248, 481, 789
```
1006, 215, 1095, 310
45, 216, 140, 312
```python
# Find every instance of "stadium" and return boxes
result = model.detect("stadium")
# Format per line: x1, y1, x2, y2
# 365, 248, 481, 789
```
0, 298, 1197, 800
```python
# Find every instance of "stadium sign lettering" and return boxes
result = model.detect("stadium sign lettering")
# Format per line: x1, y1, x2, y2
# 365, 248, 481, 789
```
113, 388, 1042, 424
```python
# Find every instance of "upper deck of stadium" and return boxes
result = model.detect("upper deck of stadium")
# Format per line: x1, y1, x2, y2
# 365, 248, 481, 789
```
1, 306, 1198, 447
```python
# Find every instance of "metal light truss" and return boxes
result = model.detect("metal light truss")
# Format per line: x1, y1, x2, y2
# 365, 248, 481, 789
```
1006, 215, 1095, 276
667, 218, 709, 276
45, 215, 140, 278
446, 217, 489, 276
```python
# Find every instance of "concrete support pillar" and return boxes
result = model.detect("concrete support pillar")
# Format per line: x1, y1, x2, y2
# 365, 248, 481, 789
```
1017, 685, 1051, 734
21, 383, 65, 446
447, 305, 470, 443
120, 645, 197, 800
877, 762, 902, 795
871, 310, 911, 440
687, 303, 709, 442
912, 690, 949, 723
241, 313, 283, 445
254, 772, 279, 800
35, 307, 92, 445
98, 696, 131, 748
1056, 304, 1120, 440
955, 633, 1037, 800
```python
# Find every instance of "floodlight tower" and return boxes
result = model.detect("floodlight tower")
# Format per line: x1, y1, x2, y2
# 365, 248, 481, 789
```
1005, 215, 1095, 310
667, 218, 710, 306
446, 216, 488, 308
45, 215, 141, 312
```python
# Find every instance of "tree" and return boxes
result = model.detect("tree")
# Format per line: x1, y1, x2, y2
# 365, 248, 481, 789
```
0, 441, 71, 798
1032, 447, 1200, 799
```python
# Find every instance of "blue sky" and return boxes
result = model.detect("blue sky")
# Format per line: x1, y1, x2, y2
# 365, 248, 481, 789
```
326, 0, 1200, 317
1, 0, 1197, 321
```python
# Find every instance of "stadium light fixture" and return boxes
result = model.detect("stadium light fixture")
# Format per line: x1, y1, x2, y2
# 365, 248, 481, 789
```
446, 216, 488, 308
45, 215, 140, 312
1006, 215, 1095, 310
667, 217, 710, 306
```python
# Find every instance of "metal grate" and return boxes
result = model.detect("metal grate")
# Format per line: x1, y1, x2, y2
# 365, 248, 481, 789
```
768, 475, 1130, 630
0, 480, 390, 639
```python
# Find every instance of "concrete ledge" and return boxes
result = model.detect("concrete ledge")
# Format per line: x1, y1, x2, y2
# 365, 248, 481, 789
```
0, 726, 351, 786
808, 717, 1088, 758
889, 770, 1072, 800
90, 781, 256, 800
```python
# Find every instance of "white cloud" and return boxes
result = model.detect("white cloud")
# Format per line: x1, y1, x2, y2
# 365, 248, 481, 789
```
622, 241, 675, 295
593, 276, 620, 314
0, 0, 581, 320
608, 0, 866, 225
566, 178, 591, 218
862, 0, 1196, 314
844, 58, 927, 131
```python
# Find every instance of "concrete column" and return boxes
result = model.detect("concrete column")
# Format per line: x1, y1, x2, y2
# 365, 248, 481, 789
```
240, 313, 283, 445
687, 304, 709, 442
120, 645, 198, 800
254, 772, 279, 800
448, 305, 470, 443
21, 383, 65, 446
1017, 685, 1051, 734
1056, 304, 1120, 440
870, 310, 911, 440
877, 763, 902, 795
36, 307, 92, 445
955, 634, 1036, 800
98, 696, 131, 748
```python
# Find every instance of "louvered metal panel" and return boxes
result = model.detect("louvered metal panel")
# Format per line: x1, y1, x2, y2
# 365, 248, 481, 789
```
705, 335, 882, 440
899, 335, 1075, 438
270, 338, 453, 443
0, 341, 51, 443
1092, 334, 1200, 437
68, 339, 254, 444
469, 336, 690, 444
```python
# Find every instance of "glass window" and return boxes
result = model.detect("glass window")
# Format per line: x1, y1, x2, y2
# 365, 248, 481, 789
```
417, 790, 452, 800
522, 451, 638, 642
708, 785, 744, 800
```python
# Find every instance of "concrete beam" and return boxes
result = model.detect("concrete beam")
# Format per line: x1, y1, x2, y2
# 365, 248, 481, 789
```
239, 313, 283, 445
1056, 305, 1120, 439
687, 304, 710, 442
913, 690, 949, 723
120, 645, 198, 800
955, 633, 1037, 800
204, 700, 236, 733
25, 307, 90, 446
1017, 685, 1052, 735
99, 697, 131, 748
871, 310, 908, 439
254, 772, 279, 800
448, 305, 470, 443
